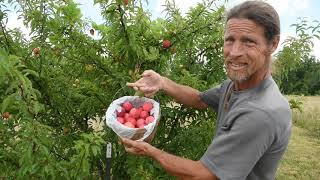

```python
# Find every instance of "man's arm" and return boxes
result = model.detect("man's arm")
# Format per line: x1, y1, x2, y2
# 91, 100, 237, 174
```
161, 76, 208, 109
152, 148, 218, 180
122, 138, 217, 180
127, 70, 208, 109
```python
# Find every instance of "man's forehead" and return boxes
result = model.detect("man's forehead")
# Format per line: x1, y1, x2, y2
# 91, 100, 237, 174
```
224, 18, 264, 35
226, 18, 260, 28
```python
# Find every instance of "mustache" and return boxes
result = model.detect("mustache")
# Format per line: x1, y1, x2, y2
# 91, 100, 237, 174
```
225, 59, 248, 64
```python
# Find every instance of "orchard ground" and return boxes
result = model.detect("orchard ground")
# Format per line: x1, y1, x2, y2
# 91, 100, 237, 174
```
277, 96, 320, 179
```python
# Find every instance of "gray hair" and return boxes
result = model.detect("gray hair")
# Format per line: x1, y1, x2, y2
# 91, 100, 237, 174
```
226, 1, 280, 43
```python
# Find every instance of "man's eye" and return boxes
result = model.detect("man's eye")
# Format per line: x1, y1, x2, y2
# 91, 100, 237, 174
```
224, 38, 234, 45
225, 38, 233, 42
244, 40, 255, 46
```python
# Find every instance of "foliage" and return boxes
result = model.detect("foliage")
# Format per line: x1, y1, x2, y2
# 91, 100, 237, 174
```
0, 0, 225, 178
277, 96, 320, 179
288, 95, 304, 112
289, 96, 320, 139
273, 18, 320, 95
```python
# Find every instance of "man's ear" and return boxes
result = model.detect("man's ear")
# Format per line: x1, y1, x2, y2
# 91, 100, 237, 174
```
269, 35, 280, 54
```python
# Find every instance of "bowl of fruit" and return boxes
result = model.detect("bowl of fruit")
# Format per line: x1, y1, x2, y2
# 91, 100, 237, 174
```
105, 96, 160, 142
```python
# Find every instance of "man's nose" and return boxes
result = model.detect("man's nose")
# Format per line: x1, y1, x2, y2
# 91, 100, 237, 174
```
229, 42, 243, 58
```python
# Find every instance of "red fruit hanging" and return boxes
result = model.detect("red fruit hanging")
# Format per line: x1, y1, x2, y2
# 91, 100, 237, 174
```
2, 112, 10, 119
162, 39, 171, 49
63, 127, 71, 134
33, 47, 40, 56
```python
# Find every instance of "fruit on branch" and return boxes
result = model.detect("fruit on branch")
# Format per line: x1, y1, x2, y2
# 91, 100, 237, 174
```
162, 39, 171, 49
2, 112, 10, 119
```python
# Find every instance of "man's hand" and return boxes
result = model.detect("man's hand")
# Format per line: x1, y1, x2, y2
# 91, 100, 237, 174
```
121, 138, 154, 156
121, 138, 217, 180
126, 70, 163, 97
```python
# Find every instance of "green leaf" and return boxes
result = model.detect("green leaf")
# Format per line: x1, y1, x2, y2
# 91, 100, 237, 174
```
91, 146, 98, 156
134, 90, 144, 97
22, 69, 39, 78
1, 92, 18, 112
32, 101, 45, 114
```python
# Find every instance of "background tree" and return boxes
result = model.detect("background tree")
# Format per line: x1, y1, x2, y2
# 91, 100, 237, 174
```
273, 18, 320, 95
0, 0, 226, 179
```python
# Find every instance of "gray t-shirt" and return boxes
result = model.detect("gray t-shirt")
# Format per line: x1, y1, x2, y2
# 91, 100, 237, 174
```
200, 76, 292, 180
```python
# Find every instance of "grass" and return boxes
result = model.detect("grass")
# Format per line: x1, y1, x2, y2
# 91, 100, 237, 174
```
291, 96, 320, 138
276, 126, 320, 179
276, 96, 320, 179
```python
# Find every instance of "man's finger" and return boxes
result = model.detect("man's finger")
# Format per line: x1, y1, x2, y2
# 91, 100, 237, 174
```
142, 70, 154, 77
125, 146, 144, 155
125, 146, 137, 153
126, 82, 137, 87
126, 83, 141, 91
123, 140, 141, 154
122, 138, 135, 147
139, 86, 149, 92
120, 138, 129, 146
124, 146, 132, 152
127, 82, 146, 88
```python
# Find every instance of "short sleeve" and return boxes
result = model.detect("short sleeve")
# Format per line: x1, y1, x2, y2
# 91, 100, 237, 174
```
200, 109, 275, 179
200, 85, 222, 112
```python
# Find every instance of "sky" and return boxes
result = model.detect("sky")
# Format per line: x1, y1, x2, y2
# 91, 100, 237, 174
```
4, 0, 320, 58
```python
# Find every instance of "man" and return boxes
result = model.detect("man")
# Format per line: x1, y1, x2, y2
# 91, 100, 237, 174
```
123, 1, 292, 179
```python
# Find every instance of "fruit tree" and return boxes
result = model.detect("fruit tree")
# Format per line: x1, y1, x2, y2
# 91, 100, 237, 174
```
0, 0, 226, 179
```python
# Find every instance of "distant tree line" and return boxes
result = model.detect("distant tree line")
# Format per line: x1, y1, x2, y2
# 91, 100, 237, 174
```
274, 18, 320, 95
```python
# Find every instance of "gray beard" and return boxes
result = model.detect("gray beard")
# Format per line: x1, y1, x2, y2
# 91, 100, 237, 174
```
227, 70, 250, 83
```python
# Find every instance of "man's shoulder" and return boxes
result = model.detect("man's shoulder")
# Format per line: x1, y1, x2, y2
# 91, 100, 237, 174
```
233, 77, 291, 127
208, 79, 232, 90
251, 81, 291, 119
202, 79, 232, 96
243, 90, 292, 138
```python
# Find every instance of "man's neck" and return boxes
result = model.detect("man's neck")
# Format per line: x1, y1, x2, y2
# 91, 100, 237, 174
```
234, 69, 270, 91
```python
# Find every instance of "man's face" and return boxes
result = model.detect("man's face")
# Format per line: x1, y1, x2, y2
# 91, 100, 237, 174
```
223, 18, 272, 84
